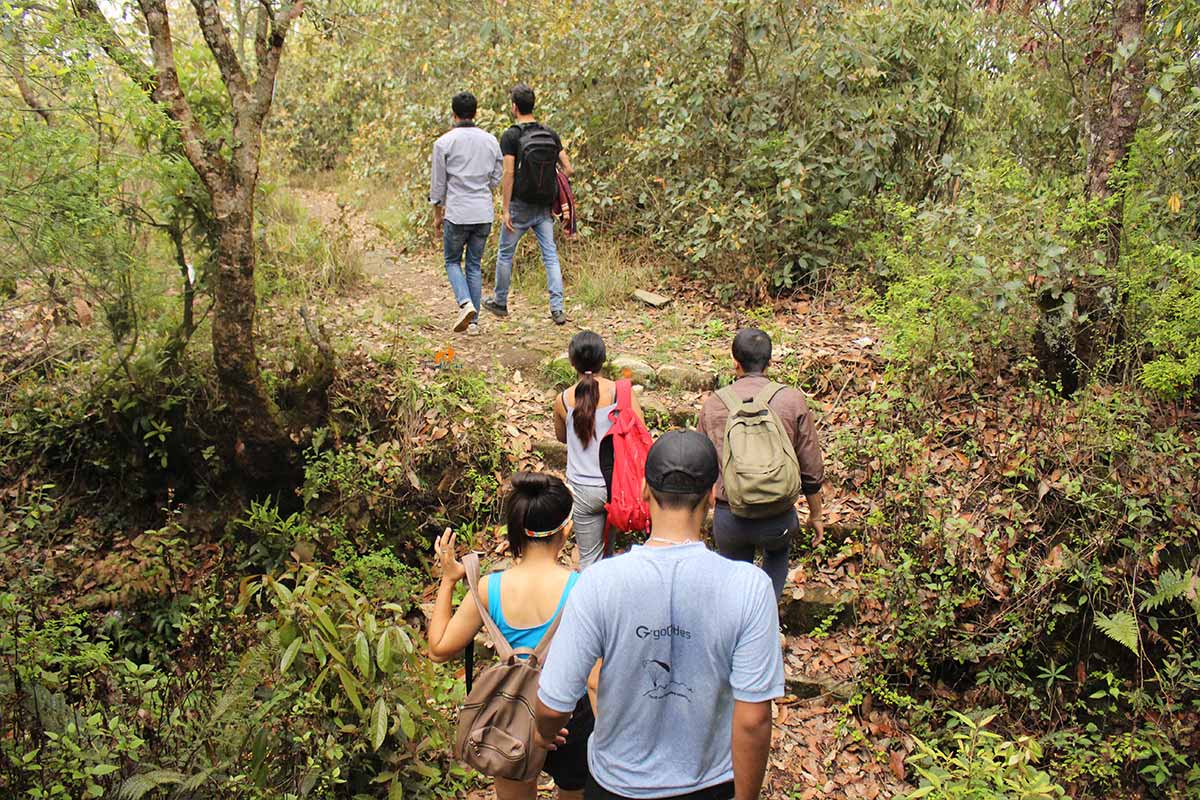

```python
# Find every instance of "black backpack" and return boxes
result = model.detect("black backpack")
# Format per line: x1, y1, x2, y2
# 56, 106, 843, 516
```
513, 124, 560, 206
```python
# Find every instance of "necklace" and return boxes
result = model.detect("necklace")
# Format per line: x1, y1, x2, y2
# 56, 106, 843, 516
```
645, 535, 699, 547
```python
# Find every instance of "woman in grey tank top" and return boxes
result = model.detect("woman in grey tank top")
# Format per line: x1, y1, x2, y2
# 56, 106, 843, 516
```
553, 332, 644, 569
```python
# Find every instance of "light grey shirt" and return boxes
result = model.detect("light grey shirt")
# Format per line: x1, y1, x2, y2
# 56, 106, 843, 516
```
563, 389, 616, 488
429, 123, 503, 225
538, 542, 785, 798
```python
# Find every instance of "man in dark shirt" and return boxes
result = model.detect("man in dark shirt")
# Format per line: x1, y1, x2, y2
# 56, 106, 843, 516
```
481, 83, 574, 326
697, 329, 825, 598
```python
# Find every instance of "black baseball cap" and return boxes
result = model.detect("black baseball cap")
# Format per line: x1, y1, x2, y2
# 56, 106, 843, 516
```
645, 430, 719, 494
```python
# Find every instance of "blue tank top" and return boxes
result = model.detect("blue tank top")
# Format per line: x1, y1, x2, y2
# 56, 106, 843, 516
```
488, 572, 579, 652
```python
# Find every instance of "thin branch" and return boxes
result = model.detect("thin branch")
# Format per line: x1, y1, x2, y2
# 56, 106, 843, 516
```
5, 25, 54, 125
250, 0, 305, 122
72, 0, 228, 194
188, 0, 251, 104
70, 0, 156, 94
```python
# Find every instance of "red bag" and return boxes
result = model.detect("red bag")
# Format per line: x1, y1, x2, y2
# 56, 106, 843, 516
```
603, 380, 653, 548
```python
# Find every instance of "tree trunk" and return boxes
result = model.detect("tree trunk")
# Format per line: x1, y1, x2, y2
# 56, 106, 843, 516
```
211, 188, 295, 484
1035, 0, 1147, 394
1075, 0, 1147, 371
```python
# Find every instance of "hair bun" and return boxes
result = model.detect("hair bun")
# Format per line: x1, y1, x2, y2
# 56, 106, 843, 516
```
509, 472, 554, 494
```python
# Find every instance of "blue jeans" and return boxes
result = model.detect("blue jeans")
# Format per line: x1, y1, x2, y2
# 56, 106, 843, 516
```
443, 220, 491, 311
493, 200, 563, 313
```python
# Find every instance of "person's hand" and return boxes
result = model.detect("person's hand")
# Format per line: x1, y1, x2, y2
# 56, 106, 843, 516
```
433, 216, 443, 236
502, 210, 514, 233
533, 726, 568, 751
434, 528, 466, 584
809, 512, 825, 549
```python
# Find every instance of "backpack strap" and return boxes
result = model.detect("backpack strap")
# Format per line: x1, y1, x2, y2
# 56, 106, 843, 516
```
615, 379, 632, 413
463, 553, 514, 661
752, 381, 787, 407
716, 385, 743, 414
531, 608, 565, 662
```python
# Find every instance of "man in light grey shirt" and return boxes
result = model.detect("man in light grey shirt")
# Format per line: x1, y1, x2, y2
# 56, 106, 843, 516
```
430, 91, 502, 334
536, 431, 784, 800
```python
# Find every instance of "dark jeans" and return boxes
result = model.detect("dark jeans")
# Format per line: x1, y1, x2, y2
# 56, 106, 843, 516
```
584, 777, 734, 800
443, 220, 491, 311
712, 503, 798, 599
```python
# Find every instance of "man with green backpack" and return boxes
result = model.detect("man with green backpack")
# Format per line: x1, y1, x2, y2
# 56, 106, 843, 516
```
697, 328, 825, 598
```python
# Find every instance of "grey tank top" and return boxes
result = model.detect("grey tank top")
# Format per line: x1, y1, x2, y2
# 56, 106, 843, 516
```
564, 388, 617, 488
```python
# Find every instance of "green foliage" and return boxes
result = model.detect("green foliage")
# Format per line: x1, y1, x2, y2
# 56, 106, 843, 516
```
904, 711, 1065, 799
233, 561, 468, 798
1132, 243, 1200, 397
0, 352, 227, 505
1095, 611, 1140, 656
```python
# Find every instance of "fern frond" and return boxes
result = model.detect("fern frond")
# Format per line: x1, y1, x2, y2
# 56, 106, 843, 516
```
1095, 611, 1139, 655
118, 769, 185, 800
1139, 568, 1189, 613
176, 767, 216, 794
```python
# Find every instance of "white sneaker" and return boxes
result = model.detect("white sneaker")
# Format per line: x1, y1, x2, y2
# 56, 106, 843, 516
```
467, 322, 480, 336
453, 303, 477, 332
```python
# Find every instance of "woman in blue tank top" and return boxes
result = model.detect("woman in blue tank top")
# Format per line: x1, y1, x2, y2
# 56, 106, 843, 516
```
428, 472, 593, 800
553, 331, 644, 570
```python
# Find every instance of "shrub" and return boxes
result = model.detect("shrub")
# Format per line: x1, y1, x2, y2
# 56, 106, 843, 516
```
904, 711, 1066, 799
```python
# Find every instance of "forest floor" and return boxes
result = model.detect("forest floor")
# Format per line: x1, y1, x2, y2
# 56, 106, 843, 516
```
295, 189, 913, 799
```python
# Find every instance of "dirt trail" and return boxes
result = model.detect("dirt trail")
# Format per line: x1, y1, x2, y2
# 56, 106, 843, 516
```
295, 189, 912, 798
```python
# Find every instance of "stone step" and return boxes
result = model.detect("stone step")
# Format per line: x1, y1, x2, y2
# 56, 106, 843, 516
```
785, 674, 856, 701
639, 396, 699, 429
778, 585, 857, 634
532, 439, 567, 470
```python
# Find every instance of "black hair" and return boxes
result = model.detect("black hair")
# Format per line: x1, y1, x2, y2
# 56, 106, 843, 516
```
568, 331, 606, 444
451, 91, 477, 119
504, 472, 573, 559
649, 486, 710, 512
732, 328, 772, 374
511, 83, 535, 115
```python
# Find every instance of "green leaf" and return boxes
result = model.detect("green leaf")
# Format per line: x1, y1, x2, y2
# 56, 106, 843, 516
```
335, 665, 365, 714
268, 578, 293, 606
311, 603, 338, 640
280, 637, 303, 674
1095, 610, 1139, 654
371, 698, 389, 751
377, 629, 393, 673
396, 704, 416, 740
354, 631, 372, 678
91, 764, 119, 777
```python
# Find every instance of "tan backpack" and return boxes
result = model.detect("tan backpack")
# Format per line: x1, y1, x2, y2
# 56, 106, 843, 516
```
717, 382, 803, 518
453, 553, 562, 782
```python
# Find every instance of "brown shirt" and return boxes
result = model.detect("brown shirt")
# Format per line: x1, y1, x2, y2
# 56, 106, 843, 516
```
697, 375, 825, 502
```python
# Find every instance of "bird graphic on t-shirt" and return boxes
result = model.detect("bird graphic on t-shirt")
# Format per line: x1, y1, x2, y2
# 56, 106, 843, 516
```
642, 659, 694, 701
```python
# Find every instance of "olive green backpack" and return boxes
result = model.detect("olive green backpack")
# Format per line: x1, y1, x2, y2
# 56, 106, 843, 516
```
717, 382, 802, 518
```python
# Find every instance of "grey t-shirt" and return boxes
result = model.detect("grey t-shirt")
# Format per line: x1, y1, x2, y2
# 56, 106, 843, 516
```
538, 542, 784, 798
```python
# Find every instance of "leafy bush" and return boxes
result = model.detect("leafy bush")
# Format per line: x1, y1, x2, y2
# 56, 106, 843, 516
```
230, 561, 469, 798
1132, 243, 1200, 397
904, 711, 1065, 799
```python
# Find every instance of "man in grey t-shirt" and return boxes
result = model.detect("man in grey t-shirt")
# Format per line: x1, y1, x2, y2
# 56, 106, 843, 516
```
536, 431, 784, 800
429, 91, 503, 335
